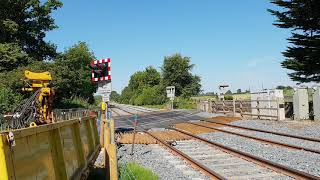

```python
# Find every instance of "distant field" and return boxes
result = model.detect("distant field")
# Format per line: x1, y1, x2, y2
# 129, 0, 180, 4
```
192, 93, 251, 100
232, 93, 251, 100
191, 96, 217, 100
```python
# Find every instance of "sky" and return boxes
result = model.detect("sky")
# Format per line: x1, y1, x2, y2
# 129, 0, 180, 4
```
45, 0, 296, 93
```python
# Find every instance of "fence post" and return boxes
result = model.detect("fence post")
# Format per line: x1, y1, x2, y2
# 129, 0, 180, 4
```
257, 99, 260, 119
277, 99, 280, 121
222, 100, 225, 114
233, 99, 236, 117
239, 101, 243, 117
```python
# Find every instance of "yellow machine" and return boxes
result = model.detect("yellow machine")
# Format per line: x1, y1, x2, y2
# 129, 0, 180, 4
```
22, 70, 54, 125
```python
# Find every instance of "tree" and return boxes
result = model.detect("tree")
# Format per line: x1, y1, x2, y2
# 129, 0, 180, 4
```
225, 90, 232, 95
0, 86, 22, 114
268, 0, 320, 82
236, 89, 242, 94
0, 43, 30, 72
118, 66, 166, 105
161, 54, 201, 97
51, 42, 97, 106
276, 85, 293, 90
110, 91, 120, 102
0, 0, 62, 61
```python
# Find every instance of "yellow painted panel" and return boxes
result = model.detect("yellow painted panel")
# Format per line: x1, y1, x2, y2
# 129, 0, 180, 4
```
89, 120, 98, 147
12, 132, 56, 180
0, 117, 100, 180
0, 136, 9, 180
80, 122, 90, 159
60, 126, 80, 179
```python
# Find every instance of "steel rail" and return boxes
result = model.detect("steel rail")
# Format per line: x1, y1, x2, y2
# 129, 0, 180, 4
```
187, 122, 320, 154
170, 127, 320, 180
144, 131, 226, 180
203, 120, 320, 143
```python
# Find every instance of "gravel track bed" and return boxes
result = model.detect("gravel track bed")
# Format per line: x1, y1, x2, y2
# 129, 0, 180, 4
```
118, 144, 209, 180
217, 126, 320, 151
199, 132, 320, 177
230, 119, 320, 138
174, 140, 291, 180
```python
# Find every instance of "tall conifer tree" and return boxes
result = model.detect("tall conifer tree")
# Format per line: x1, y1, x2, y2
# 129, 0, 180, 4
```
268, 0, 320, 82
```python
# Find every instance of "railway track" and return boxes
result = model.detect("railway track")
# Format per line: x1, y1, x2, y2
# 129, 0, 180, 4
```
202, 120, 320, 143
115, 105, 320, 179
186, 121, 320, 155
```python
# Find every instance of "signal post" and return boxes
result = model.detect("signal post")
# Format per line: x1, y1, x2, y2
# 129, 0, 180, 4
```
91, 58, 118, 180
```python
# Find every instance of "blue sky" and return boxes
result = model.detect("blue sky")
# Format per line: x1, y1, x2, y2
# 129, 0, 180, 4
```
46, 0, 296, 93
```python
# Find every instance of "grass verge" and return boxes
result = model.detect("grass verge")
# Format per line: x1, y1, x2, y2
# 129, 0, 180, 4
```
119, 162, 158, 180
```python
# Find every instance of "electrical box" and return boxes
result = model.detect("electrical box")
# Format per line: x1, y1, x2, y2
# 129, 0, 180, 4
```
293, 87, 309, 120
313, 87, 320, 121
251, 89, 285, 120
166, 86, 175, 100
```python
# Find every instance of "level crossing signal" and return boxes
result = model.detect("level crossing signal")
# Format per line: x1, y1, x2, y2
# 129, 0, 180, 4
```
91, 58, 111, 82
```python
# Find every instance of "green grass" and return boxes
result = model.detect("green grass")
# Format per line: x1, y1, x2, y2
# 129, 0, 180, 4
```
143, 104, 166, 109
119, 162, 158, 180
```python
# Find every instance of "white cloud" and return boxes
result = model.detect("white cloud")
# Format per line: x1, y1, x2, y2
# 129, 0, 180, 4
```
247, 56, 277, 68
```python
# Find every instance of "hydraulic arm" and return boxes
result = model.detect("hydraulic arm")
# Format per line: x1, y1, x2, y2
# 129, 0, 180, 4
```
8, 70, 54, 129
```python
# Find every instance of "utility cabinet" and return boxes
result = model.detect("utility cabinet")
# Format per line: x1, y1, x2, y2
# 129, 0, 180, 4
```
251, 89, 285, 120
313, 87, 320, 121
293, 87, 309, 120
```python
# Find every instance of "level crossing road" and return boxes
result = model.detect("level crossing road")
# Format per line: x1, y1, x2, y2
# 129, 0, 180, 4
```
112, 107, 206, 131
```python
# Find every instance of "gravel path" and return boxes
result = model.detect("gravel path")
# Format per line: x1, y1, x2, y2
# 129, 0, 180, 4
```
117, 144, 209, 180
199, 131, 320, 177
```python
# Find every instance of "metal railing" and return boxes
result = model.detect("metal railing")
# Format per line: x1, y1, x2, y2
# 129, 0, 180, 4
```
0, 108, 99, 132
52, 108, 98, 121
197, 99, 284, 120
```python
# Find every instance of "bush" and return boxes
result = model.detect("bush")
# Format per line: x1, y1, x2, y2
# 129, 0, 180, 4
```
119, 162, 158, 180
174, 97, 196, 109
224, 95, 233, 100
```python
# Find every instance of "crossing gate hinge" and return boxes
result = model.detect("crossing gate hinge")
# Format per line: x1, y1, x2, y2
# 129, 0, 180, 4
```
7, 132, 16, 147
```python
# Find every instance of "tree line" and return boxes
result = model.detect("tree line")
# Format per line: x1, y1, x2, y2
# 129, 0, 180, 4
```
111, 54, 201, 106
